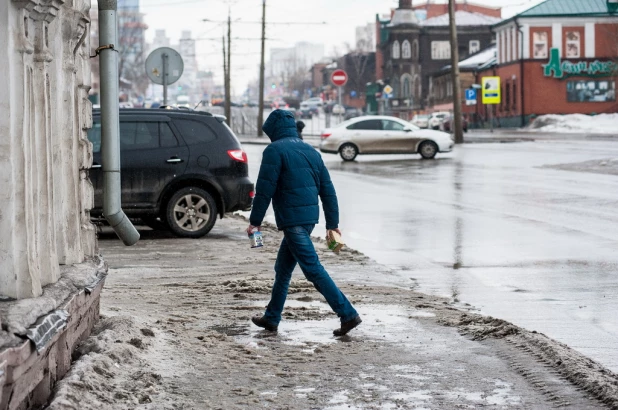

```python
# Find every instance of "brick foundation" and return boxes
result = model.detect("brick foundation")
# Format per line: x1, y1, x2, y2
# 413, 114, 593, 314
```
0, 279, 105, 410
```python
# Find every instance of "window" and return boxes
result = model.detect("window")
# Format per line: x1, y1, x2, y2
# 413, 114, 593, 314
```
401, 76, 411, 98
88, 122, 101, 153
391, 40, 400, 59
382, 120, 406, 131
566, 31, 581, 58
160, 123, 179, 147
135, 122, 159, 147
469, 40, 480, 54
567, 80, 616, 102
119, 122, 158, 150
392, 40, 400, 59
402, 40, 411, 59
513, 82, 517, 110
504, 83, 511, 111
447, 81, 453, 97
533, 31, 548, 59
412, 40, 419, 59
431, 41, 451, 60
347, 120, 382, 130
173, 119, 217, 145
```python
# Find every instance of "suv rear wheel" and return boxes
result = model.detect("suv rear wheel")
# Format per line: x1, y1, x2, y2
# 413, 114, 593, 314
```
166, 187, 217, 238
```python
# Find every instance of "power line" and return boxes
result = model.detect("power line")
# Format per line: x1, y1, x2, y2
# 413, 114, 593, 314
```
202, 18, 328, 26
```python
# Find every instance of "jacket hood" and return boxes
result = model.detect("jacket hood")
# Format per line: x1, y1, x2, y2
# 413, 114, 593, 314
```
262, 109, 298, 142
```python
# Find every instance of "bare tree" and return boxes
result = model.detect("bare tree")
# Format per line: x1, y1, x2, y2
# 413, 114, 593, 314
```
117, 12, 149, 98
341, 41, 374, 102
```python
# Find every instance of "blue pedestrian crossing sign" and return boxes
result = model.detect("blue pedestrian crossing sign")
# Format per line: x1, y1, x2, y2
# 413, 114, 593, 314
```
465, 88, 477, 105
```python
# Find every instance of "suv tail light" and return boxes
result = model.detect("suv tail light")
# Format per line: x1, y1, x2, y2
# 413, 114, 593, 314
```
227, 149, 248, 163
321, 132, 331, 139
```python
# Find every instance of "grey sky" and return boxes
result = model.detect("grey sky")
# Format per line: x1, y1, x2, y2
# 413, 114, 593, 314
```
139, 0, 545, 91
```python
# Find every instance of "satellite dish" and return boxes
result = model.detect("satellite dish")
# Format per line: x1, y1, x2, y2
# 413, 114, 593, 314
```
145, 47, 184, 86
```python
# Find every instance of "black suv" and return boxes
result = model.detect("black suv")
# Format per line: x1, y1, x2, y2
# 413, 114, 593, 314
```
88, 108, 253, 238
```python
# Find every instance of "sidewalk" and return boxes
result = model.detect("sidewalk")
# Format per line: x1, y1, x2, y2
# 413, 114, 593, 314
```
47, 216, 617, 409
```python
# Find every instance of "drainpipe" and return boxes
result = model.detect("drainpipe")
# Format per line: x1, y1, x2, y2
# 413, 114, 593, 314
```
98, 0, 140, 246
515, 18, 526, 127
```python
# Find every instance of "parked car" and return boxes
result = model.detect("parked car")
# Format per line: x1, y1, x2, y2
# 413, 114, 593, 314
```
411, 114, 431, 129
428, 111, 450, 130
440, 114, 468, 133
299, 102, 319, 119
304, 97, 323, 107
319, 115, 454, 161
271, 99, 288, 109
344, 106, 363, 120
88, 108, 254, 238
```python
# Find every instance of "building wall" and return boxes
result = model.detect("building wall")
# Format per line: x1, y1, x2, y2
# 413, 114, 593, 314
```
596, 23, 618, 57
484, 17, 618, 127
0, 0, 96, 299
419, 25, 494, 108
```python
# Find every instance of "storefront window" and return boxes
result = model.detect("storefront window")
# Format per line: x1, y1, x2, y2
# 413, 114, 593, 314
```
533, 32, 548, 59
566, 32, 581, 58
567, 80, 616, 102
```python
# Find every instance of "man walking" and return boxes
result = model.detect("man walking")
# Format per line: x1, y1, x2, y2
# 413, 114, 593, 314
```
247, 109, 361, 336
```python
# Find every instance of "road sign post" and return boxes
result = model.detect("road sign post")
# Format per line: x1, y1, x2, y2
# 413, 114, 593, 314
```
162, 53, 168, 104
481, 76, 501, 133
146, 47, 184, 106
331, 69, 348, 124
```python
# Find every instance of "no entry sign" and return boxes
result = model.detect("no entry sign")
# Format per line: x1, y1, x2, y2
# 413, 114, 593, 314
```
331, 69, 348, 87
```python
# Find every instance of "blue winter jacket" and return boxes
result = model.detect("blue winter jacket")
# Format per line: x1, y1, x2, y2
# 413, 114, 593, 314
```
249, 109, 339, 230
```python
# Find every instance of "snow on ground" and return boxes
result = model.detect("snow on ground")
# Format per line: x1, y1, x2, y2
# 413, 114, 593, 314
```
45, 216, 618, 409
527, 113, 618, 134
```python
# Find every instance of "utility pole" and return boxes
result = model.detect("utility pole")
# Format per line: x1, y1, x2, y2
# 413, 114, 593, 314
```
448, 0, 464, 144
257, 0, 266, 137
225, 10, 232, 126
222, 35, 228, 122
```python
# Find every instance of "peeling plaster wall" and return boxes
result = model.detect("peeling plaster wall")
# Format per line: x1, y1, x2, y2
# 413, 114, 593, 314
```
0, 0, 97, 300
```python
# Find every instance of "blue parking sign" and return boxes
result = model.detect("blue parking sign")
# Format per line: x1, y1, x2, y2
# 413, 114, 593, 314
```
465, 89, 477, 101
465, 89, 477, 105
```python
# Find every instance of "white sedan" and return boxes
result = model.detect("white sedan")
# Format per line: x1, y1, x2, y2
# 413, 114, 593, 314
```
319, 115, 454, 161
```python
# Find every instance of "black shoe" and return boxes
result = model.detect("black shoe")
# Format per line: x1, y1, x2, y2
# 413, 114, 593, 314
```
251, 316, 278, 332
333, 315, 362, 336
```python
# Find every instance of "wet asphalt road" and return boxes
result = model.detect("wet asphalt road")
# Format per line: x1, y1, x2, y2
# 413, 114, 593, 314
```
243, 138, 618, 373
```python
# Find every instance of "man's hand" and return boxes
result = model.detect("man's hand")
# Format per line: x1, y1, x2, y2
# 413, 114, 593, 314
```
326, 228, 342, 240
246, 225, 261, 235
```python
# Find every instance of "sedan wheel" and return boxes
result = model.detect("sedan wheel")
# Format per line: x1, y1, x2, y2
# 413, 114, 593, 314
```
339, 143, 358, 161
166, 187, 217, 238
418, 141, 438, 160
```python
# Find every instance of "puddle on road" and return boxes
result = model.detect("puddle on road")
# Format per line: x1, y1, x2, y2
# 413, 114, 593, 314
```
228, 300, 428, 351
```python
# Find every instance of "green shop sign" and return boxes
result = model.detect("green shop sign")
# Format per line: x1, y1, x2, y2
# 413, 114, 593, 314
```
543, 48, 617, 79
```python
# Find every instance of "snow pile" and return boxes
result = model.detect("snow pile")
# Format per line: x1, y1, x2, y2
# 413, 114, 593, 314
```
48, 316, 162, 409
527, 113, 618, 134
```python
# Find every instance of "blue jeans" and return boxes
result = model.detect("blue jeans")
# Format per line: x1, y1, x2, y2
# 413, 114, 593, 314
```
263, 225, 358, 326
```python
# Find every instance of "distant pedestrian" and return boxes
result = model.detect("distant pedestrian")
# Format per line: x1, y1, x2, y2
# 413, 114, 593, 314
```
247, 109, 361, 336
296, 120, 305, 140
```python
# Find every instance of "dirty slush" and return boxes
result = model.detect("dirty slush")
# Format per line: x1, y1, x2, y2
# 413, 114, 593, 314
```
48, 215, 618, 409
